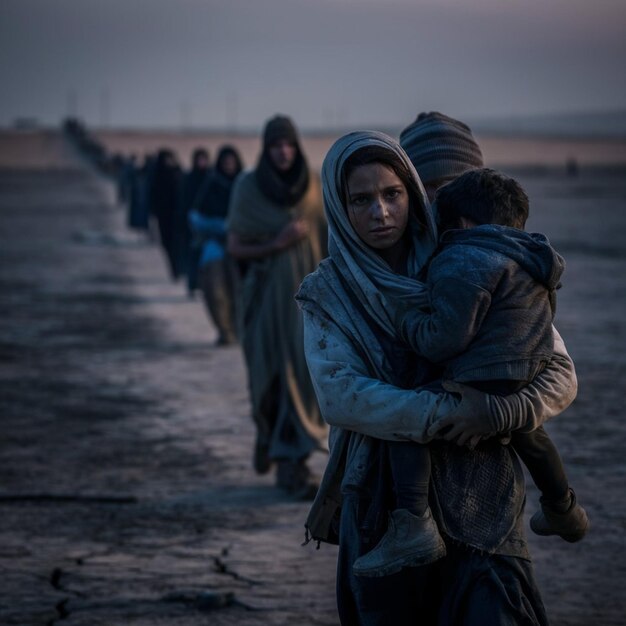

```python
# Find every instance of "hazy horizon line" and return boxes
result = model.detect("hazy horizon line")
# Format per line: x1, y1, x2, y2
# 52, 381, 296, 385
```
5, 107, 626, 141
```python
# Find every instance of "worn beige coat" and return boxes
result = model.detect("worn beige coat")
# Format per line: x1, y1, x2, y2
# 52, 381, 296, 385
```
227, 170, 328, 460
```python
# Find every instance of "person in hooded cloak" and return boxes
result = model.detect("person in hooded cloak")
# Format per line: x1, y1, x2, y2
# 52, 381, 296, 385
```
151, 149, 183, 280
190, 145, 243, 345
296, 130, 578, 625
179, 147, 211, 293
227, 115, 328, 496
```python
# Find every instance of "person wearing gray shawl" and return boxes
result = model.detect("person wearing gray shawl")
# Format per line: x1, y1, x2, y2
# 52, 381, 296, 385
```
227, 115, 327, 498
296, 131, 577, 625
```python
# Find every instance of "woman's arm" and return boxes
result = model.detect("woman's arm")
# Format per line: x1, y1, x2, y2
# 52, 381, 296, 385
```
302, 306, 458, 443
227, 219, 310, 260
430, 326, 577, 442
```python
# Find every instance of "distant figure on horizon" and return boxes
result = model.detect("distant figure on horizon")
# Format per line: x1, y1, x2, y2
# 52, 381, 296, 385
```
190, 145, 243, 345
227, 115, 327, 498
566, 157, 580, 178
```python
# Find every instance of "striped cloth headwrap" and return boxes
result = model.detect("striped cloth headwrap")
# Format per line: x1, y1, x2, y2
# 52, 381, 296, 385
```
399, 111, 484, 184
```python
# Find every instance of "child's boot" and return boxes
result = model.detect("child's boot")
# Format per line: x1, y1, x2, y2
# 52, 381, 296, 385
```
530, 488, 589, 542
352, 507, 446, 577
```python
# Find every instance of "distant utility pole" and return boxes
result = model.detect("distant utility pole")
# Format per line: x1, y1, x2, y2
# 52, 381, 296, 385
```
180, 100, 192, 131
337, 106, 348, 130
322, 106, 348, 131
322, 108, 334, 130
226, 91, 239, 132
66, 89, 78, 119
99, 88, 111, 128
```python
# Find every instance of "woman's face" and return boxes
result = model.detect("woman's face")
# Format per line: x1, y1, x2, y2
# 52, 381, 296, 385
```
220, 153, 238, 176
268, 139, 297, 172
345, 163, 410, 251
194, 154, 209, 170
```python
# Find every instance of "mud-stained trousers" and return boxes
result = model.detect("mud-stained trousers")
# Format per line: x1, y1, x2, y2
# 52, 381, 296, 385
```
336, 493, 549, 626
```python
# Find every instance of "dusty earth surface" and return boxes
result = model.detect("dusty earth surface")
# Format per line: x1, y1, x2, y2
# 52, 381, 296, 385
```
0, 132, 336, 625
1, 130, 625, 625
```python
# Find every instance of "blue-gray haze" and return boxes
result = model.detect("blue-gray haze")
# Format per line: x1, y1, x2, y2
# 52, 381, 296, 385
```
1, 0, 625, 131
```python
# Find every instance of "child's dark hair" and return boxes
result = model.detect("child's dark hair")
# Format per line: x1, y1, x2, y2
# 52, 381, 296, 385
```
342, 145, 426, 229
435, 168, 529, 231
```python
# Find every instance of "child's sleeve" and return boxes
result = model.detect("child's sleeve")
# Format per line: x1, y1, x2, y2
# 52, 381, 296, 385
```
486, 326, 577, 433
400, 267, 492, 363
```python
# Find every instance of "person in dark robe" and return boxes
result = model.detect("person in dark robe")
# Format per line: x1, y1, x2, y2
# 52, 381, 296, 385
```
190, 145, 243, 344
150, 149, 183, 279
227, 115, 328, 498
179, 148, 211, 293
128, 153, 155, 233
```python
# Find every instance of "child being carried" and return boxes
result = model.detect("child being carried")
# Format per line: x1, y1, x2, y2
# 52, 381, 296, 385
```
353, 168, 589, 578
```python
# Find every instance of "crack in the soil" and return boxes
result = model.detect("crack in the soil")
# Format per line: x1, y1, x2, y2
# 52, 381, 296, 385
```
47, 598, 70, 625
213, 554, 263, 586
0, 493, 137, 504
50, 567, 63, 591
47, 569, 70, 625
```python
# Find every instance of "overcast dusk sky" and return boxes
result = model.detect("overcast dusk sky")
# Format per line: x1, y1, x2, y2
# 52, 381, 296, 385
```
1, 0, 625, 130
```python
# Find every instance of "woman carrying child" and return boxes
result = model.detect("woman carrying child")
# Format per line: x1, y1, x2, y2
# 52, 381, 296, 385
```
296, 129, 578, 625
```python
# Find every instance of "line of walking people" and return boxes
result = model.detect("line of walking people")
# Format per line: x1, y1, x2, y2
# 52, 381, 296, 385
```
113, 110, 587, 624
119, 116, 328, 497
121, 143, 245, 347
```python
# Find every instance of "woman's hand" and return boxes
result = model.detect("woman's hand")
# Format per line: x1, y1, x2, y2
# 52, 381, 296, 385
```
427, 381, 494, 446
273, 218, 310, 250
228, 219, 310, 260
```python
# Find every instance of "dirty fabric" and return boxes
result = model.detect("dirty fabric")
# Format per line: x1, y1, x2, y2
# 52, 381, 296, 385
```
296, 131, 577, 623
227, 170, 328, 460
198, 258, 238, 344
337, 494, 548, 626
400, 224, 565, 383
330, 420, 535, 625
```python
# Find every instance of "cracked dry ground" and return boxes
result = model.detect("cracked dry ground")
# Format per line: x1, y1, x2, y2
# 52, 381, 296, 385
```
0, 137, 336, 625
2, 133, 626, 626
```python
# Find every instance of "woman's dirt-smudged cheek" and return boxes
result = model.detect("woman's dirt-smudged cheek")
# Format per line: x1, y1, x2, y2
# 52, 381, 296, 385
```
345, 163, 409, 251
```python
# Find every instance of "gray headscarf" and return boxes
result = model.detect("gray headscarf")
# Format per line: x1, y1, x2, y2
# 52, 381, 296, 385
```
319, 130, 438, 336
